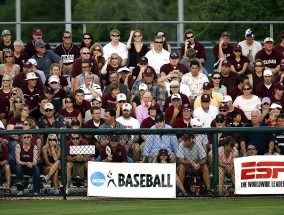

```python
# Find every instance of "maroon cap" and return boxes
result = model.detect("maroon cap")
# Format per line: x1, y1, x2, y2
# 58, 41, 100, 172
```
221, 60, 231, 67
110, 135, 119, 142
139, 56, 148, 64
274, 82, 284, 89
32, 28, 43, 35
215, 114, 226, 122
181, 134, 195, 141
203, 82, 213, 90
201, 94, 210, 102
280, 63, 284, 71
219, 103, 229, 110
158, 148, 168, 156
233, 45, 242, 52
170, 52, 179, 59
182, 103, 192, 111
221, 32, 230, 37
148, 103, 160, 110
23, 62, 33, 68
144, 66, 155, 77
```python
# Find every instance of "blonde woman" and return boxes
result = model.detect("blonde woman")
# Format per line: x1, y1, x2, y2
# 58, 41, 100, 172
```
7, 95, 24, 121
45, 63, 68, 92
0, 50, 20, 79
0, 74, 13, 126
42, 134, 61, 194
90, 43, 105, 70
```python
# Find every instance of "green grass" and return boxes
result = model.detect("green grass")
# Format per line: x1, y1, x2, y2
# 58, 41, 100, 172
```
1, 198, 284, 215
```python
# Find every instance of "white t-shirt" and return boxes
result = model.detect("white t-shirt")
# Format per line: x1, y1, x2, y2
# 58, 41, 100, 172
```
232, 95, 261, 120
193, 105, 219, 128
103, 42, 128, 60
116, 117, 140, 140
145, 49, 170, 75
238, 40, 262, 63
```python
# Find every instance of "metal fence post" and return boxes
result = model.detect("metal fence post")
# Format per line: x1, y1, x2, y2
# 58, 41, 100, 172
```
211, 133, 218, 197
60, 133, 67, 200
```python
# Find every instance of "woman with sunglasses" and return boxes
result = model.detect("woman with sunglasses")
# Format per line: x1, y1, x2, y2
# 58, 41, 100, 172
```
233, 82, 261, 120
90, 43, 105, 70
7, 95, 24, 121
42, 133, 61, 194
45, 63, 68, 93
48, 75, 67, 106
210, 71, 227, 96
126, 30, 149, 68
230, 45, 249, 75
79, 33, 94, 49
0, 74, 13, 126
248, 59, 265, 93
15, 133, 40, 195
0, 50, 20, 80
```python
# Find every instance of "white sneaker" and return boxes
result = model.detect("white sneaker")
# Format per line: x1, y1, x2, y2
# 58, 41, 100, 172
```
66, 188, 70, 195
43, 175, 50, 183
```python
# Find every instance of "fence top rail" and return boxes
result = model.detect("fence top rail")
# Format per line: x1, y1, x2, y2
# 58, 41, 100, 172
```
1, 21, 284, 25
0, 127, 282, 136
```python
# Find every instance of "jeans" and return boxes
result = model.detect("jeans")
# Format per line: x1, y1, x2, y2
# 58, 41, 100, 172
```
8, 140, 18, 173
15, 164, 40, 193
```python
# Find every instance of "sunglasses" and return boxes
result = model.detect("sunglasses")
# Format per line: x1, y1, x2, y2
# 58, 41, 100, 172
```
213, 77, 221, 80
50, 82, 58, 84
14, 100, 22, 103
202, 101, 210, 103
22, 136, 31, 139
94, 49, 101, 51
118, 100, 126, 103
81, 66, 90, 68
81, 52, 90, 55
111, 57, 118, 60
243, 88, 251, 91
29, 79, 37, 81
154, 41, 163, 44
48, 138, 57, 141
64, 36, 71, 39
278, 88, 284, 91
40, 47, 46, 49
219, 110, 227, 112
22, 108, 30, 111
65, 100, 72, 103
72, 137, 80, 140
159, 34, 165, 37
2, 79, 11, 82
83, 37, 91, 40
112, 35, 120, 37
45, 109, 53, 112
23, 123, 30, 126
186, 36, 194, 39
247, 148, 256, 151
134, 35, 141, 37
11, 92, 17, 95
171, 77, 179, 79
216, 120, 225, 123
5, 56, 13, 58
234, 50, 241, 52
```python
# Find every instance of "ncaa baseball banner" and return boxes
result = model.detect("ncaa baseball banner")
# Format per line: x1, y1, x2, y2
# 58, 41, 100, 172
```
87, 162, 176, 198
234, 156, 284, 195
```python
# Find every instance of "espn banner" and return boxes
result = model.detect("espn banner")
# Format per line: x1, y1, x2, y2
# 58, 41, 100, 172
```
234, 156, 284, 195
87, 162, 176, 198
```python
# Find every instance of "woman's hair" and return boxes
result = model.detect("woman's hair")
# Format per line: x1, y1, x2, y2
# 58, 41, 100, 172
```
242, 82, 253, 90
90, 43, 104, 57
80, 32, 94, 49
155, 31, 169, 51
0, 74, 13, 89
49, 63, 61, 76
11, 87, 24, 99
11, 95, 25, 115
3, 50, 15, 63
169, 70, 183, 80
110, 53, 122, 65
186, 48, 196, 59
220, 136, 235, 147
210, 71, 222, 88
65, 95, 75, 104
24, 118, 37, 129
254, 59, 265, 72
45, 133, 60, 155
15, 104, 30, 119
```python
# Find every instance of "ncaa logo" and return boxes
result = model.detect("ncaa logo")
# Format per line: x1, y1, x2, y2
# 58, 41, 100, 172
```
90, 172, 106, 187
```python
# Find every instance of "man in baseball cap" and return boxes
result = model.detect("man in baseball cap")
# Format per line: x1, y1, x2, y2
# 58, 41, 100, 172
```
160, 52, 188, 76
164, 93, 183, 126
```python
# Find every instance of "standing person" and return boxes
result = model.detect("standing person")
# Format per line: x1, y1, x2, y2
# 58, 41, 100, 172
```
145, 35, 170, 77
150, 31, 171, 52
0, 50, 20, 80
24, 28, 51, 58
90, 43, 105, 70
103, 29, 128, 66
238, 28, 262, 73
0, 29, 14, 64
13, 39, 29, 72
79, 33, 94, 49
180, 29, 206, 65
126, 30, 148, 68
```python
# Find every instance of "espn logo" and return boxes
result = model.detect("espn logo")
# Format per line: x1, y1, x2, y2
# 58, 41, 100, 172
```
241, 161, 284, 180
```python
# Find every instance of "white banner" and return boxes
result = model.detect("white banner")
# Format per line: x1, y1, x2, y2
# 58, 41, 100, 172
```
234, 156, 284, 195
87, 162, 176, 198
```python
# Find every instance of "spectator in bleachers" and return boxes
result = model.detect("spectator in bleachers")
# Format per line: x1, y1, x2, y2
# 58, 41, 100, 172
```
140, 103, 161, 129
27, 58, 46, 85
210, 104, 231, 126
24, 28, 51, 58
180, 48, 206, 75
255, 37, 283, 76
150, 31, 171, 52
101, 135, 127, 163
173, 104, 192, 129
259, 97, 271, 122
255, 69, 274, 99
131, 83, 147, 115
7, 94, 24, 122
13, 39, 28, 72
15, 133, 40, 195
265, 110, 279, 127
73, 89, 91, 120
42, 133, 61, 194
43, 87, 61, 113
117, 67, 135, 91
90, 43, 105, 70
233, 82, 261, 120
248, 59, 265, 93
0, 29, 14, 64
246, 144, 258, 156
269, 82, 284, 108
160, 52, 188, 76
79, 32, 94, 49
230, 45, 249, 75
38, 103, 64, 129
135, 91, 153, 124
274, 62, 284, 84
0, 74, 12, 126
210, 71, 227, 96
218, 59, 239, 93
145, 35, 170, 77
131, 57, 157, 82
101, 83, 122, 110
103, 29, 128, 67
270, 102, 282, 115
229, 74, 249, 101
274, 113, 284, 154
0, 50, 20, 80
126, 30, 148, 68
165, 94, 183, 127
142, 114, 178, 163
45, 63, 68, 92
213, 32, 233, 69
48, 75, 67, 106
84, 97, 105, 123
102, 71, 129, 98
274, 31, 284, 57
0, 140, 11, 195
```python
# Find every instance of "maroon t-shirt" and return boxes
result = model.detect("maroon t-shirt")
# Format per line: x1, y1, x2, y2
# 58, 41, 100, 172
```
54, 43, 81, 66
73, 100, 91, 119
180, 41, 207, 60
173, 116, 191, 128
19, 143, 34, 162
274, 44, 284, 57
160, 63, 188, 75
220, 72, 239, 93
13, 72, 44, 93
255, 49, 283, 69
255, 81, 275, 98
230, 56, 249, 73
8, 116, 37, 129
101, 93, 117, 110
165, 105, 183, 124
119, 76, 135, 90
229, 86, 242, 102
140, 117, 155, 128
213, 44, 234, 62
163, 93, 191, 112
0, 89, 10, 116
59, 108, 81, 122
269, 95, 284, 108
14, 51, 29, 72
131, 66, 158, 81
71, 58, 99, 78
101, 144, 127, 162
22, 85, 42, 110
53, 89, 67, 105
24, 40, 51, 58
84, 119, 105, 129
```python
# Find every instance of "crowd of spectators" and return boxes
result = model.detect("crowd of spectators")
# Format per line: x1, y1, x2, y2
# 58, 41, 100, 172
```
0, 27, 284, 196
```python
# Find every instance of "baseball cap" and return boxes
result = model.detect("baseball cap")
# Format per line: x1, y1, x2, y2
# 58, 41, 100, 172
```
201, 94, 210, 102
182, 103, 191, 111
263, 69, 272, 76
71, 119, 80, 126
91, 96, 102, 103
219, 103, 229, 110
23, 62, 33, 68
280, 63, 284, 71
215, 114, 226, 122
110, 135, 119, 142
221, 32, 230, 37
171, 93, 181, 100
270, 103, 282, 109
117, 67, 131, 73
170, 52, 179, 59
181, 134, 195, 141
48, 75, 60, 84
32, 28, 43, 35
139, 83, 147, 91
44, 87, 54, 94
261, 97, 271, 105
148, 103, 160, 110
203, 82, 213, 90
221, 60, 231, 67
155, 114, 164, 122
116, 93, 126, 102
139, 56, 148, 64
233, 45, 242, 52
170, 81, 180, 87
35, 40, 46, 48
222, 95, 232, 103
158, 148, 168, 156
2, 29, 11, 36
122, 103, 132, 111
264, 37, 274, 43
143, 67, 155, 77
274, 82, 284, 90
191, 118, 203, 126
245, 28, 255, 37
44, 103, 54, 110
27, 58, 37, 66
25, 72, 39, 80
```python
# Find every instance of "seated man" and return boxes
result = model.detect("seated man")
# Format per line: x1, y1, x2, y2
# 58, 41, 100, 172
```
101, 135, 127, 163
177, 134, 211, 194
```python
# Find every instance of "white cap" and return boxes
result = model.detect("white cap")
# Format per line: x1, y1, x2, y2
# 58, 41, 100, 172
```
117, 67, 131, 73
270, 103, 282, 109
122, 103, 132, 111
264, 37, 274, 43
92, 96, 102, 103
263, 69, 272, 76
48, 75, 60, 84
191, 118, 203, 126
44, 103, 54, 110
139, 83, 147, 91
116, 93, 126, 101
28, 58, 37, 66
25, 72, 39, 80
222, 95, 232, 102
171, 93, 181, 100
170, 80, 180, 87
